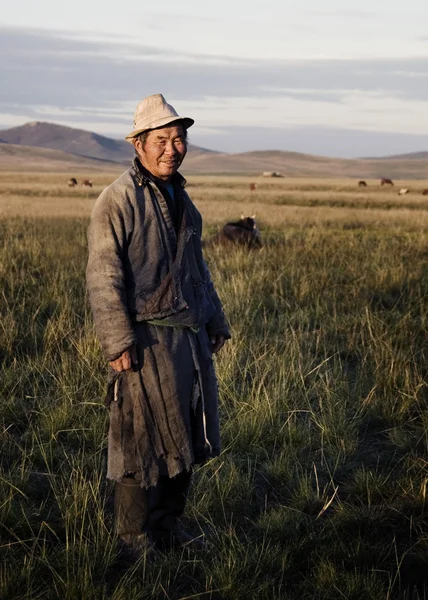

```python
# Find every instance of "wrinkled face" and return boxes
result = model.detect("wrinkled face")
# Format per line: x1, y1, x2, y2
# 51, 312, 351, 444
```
133, 124, 187, 182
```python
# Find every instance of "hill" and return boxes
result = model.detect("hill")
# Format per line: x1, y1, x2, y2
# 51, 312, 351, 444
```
0, 121, 214, 163
1, 122, 428, 178
371, 151, 428, 160
2, 142, 428, 179
0, 142, 123, 172
183, 149, 428, 179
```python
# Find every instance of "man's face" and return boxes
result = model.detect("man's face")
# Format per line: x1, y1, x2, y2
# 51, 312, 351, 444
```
134, 124, 187, 181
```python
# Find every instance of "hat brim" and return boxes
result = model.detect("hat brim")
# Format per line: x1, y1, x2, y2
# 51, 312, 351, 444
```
125, 116, 194, 143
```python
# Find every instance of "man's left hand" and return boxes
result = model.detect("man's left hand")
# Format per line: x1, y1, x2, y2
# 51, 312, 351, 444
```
210, 334, 226, 354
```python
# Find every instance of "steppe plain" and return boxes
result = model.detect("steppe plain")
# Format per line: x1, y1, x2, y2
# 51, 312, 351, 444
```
1, 169, 427, 599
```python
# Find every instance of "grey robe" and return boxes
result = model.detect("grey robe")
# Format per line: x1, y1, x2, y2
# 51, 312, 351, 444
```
86, 162, 230, 488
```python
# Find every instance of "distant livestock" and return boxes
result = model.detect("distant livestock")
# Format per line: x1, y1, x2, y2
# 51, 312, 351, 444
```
208, 215, 262, 249
358, 180, 367, 187
398, 188, 409, 195
380, 178, 394, 186
422, 189, 428, 196
249, 183, 257, 191
68, 177, 78, 187
81, 179, 93, 187
263, 171, 283, 178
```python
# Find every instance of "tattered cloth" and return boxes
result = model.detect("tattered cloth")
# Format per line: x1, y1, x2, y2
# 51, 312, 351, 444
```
87, 160, 230, 488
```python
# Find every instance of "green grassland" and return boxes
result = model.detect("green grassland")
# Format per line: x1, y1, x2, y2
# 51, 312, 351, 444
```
0, 173, 427, 599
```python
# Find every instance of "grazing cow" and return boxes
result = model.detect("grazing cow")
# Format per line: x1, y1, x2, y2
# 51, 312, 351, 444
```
68, 177, 78, 187
398, 188, 409, 195
209, 215, 262, 249
422, 189, 428, 196
263, 171, 283, 178
249, 182, 257, 191
81, 179, 93, 187
358, 180, 367, 187
380, 178, 394, 186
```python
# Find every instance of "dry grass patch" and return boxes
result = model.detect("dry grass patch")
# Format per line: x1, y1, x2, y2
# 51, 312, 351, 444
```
2, 173, 428, 230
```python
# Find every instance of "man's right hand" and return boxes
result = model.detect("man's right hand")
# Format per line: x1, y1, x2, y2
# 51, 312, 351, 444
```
109, 345, 138, 372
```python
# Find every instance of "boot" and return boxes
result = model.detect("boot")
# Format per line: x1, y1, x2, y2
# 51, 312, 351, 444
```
147, 470, 196, 550
114, 475, 152, 558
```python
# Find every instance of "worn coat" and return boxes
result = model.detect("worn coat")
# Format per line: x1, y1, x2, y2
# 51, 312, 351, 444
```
86, 160, 230, 488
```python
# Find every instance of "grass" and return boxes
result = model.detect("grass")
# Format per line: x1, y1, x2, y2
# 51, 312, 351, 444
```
0, 173, 427, 599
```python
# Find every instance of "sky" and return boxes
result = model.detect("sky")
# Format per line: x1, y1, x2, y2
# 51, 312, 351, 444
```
1, 0, 428, 157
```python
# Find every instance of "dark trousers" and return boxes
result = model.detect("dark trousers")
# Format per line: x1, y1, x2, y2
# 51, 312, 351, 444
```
114, 469, 192, 545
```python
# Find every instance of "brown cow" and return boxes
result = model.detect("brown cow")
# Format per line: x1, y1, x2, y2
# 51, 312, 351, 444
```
380, 178, 394, 186
249, 183, 257, 191
68, 177, 78, 187
358, 180, 367, 187
208, 215, 262, 249
422, 189, 428, 196
81, 179, 93, 187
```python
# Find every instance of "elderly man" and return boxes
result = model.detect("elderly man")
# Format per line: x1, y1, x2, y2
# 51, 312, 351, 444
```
86, 94, 230, 554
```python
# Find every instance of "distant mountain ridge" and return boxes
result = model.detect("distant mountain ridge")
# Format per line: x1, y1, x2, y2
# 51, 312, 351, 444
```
0, 121, 215, 164
0, 141, 122, 171
0, 121, 427, 178
181, 149, 428, 179
365, 151, 428, 160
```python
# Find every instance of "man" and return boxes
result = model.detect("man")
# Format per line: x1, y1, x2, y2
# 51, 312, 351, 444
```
86, 94, 230, 554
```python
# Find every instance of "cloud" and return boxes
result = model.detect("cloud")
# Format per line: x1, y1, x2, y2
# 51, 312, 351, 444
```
141, 12, 222, 28
187, 124, 428, 158
307, 9, 379, 19
179, 92, 428, 136
185, 126, 428, 158
1, 25, 428, 149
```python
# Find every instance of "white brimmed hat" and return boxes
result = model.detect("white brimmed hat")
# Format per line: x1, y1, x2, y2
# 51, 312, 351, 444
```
125, 94, 194, 143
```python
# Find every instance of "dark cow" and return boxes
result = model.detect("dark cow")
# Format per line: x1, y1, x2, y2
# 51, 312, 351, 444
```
81, 179, 93, 187
249, 182, 257, 191
68, 177, 78, 187
380, 178, 394, 186
358, 180, 367, 187
422, 189, 428, 196
209, 215, 262, 249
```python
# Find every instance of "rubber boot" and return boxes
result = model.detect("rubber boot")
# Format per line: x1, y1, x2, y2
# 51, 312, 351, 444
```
148, 470, 195, 549
114, 475, 152, 557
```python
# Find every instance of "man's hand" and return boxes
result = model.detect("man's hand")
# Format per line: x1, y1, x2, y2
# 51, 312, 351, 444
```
210, 334, 226, 354
109, 345, 138, 372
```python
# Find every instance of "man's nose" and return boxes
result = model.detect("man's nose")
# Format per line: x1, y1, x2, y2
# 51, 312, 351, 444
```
164, 142, 177, 155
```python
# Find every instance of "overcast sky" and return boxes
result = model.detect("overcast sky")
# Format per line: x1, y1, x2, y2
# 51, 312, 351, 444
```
2, 0, 428, 157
